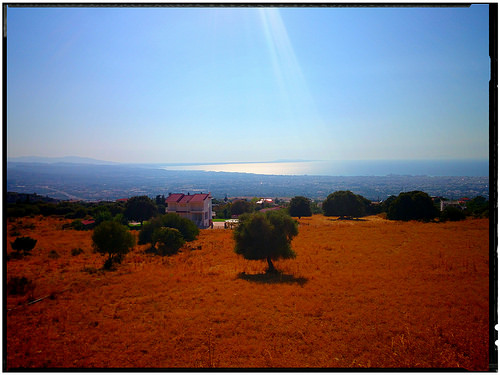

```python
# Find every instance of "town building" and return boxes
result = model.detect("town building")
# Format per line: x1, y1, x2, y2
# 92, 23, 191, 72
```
165, 193, 213, 228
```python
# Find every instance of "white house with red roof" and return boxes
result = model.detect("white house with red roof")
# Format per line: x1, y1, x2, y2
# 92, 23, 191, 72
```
165, 193, 213, 228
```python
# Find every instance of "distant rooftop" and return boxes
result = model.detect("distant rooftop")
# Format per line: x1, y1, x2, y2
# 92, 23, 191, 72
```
166, 193, 211, 204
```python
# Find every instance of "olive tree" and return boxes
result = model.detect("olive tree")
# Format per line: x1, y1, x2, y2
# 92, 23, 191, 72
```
234, 211, 298, 273
289, 196, 312, 219
92, 221, 135, 269
323, 190, 365, 218
387, 191, 438, 221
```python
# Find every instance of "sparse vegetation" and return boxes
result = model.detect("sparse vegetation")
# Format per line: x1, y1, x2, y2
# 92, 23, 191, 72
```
6, 214, 490, 369
7, 276, 35, 297
48, 250, 60, 259
71, 247, 85, 256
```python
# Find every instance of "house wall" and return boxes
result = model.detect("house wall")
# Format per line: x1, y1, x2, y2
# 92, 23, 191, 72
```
166, 194, 212, 229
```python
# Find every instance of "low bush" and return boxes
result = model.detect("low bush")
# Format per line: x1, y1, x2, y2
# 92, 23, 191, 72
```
48, 250, 60, 259
153, 227, 185, 256
70, 220, 85, 231
71, 247, 84, 256
7, 276, 35, 297
440, 206, 466, 222
11, 236, 37, 257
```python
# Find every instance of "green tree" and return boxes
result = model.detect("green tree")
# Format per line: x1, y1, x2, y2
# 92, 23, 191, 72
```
322, 191, 365, 218
380, 195, 397, 213
466, 196, 489, 217
138, 219, 159, 245
161, 213, 199, 241
138, 213, 199, 245
11, 236, 37, 256
234, 211, 298, 273
124, 196, 157, 224
113, 213, 128, 226
230, 200, 254, 216
289, 196, 312, 219
387, 191, 438, 221
440, 206, 466, 222
94, 209, 113, 226
92, 221, 135, 270
152, 227, 185, 256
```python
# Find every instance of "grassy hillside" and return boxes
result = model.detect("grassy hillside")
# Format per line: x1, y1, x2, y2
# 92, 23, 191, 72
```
6, 215, 490, 369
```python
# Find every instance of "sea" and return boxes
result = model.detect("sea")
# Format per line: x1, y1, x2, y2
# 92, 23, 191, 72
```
160, 159, 490, 177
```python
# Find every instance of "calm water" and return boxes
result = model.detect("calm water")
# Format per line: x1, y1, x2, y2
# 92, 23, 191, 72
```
161, 159, 489, 177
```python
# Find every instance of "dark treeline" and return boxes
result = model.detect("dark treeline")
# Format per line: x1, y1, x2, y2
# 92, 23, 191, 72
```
7, 190, 489, 224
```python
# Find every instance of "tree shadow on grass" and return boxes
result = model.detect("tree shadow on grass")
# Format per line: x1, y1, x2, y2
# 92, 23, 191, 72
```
237, 272, 308, 286
329, 216, 368, 222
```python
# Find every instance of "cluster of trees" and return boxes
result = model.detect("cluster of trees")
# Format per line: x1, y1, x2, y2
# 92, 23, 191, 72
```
213, 198, 274, 219
8, 190, 489, 274
285, 191, 489, 223
91, 203, 200, 269
138, 213, 199, 256
6, 195, 168, 223
213, 197, 322, 219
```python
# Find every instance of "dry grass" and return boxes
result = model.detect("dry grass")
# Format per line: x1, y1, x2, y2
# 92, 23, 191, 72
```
6, 215, 490, 369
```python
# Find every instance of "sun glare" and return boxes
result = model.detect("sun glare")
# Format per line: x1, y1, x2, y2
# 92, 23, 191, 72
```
258, 8, 329, 158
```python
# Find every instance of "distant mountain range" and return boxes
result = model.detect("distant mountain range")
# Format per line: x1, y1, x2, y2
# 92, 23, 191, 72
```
7, 156, 119, 165
7, 156, 316, 167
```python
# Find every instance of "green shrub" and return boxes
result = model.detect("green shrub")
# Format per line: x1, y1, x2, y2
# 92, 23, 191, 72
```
11, 236, 37, 256
152, 227, 185, 256
7, 276, 35, 296
48, 250, 60, 259
92, 221, 135, 270
440, 206, 466, 222
138, 214, 199, 246
71, 219, 85, 231
161, 213, 199, 242
71, 247, 84, 256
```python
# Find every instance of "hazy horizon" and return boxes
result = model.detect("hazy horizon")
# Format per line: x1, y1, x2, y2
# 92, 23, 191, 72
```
8, 155, 489, 177
7, 5, 490, 167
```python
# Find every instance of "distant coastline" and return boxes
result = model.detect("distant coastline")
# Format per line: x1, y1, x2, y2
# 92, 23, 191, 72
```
8, 157, 489, 178
158, 159, 489, 178
7, 160, 489, 202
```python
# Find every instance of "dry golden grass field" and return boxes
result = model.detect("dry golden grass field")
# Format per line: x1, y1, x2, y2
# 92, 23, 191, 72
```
5, 214, 491, 370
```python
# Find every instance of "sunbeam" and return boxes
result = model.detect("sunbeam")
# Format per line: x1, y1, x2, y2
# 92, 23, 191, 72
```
258, 8, 329, 157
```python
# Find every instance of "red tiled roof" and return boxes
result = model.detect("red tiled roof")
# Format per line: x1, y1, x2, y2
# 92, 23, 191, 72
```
81, 219, 95, 225
116, 198, 128, 202
179, 195, 194, 204
166, 193, 211, 204
165, 193, 184, 203
189, 193, 210, 202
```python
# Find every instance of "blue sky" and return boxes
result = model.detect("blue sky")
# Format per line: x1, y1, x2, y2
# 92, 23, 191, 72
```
7, 5, 490, 164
